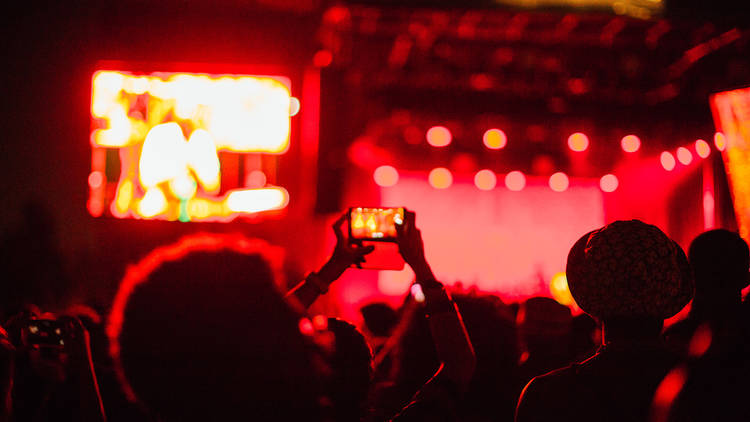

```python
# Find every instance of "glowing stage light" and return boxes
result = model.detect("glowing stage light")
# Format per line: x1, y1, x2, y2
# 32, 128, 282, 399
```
483, 129, 507, 149
677, 147, 693, 165
374, 165, 399, 187
567, 132, 589, 152
714, 132, 727, 151
88, 171, 104, 189
313, 50, 333, 68
549, 172, 569, 192
661, 151, 676, 171
428, 167, 453, 189
138, 188, 168, 218
621, 135, 641, 153
225, 188, 289, 213
289, 97, 301, 116
695, 139, 711, 158
505, 171, 526, 191
549, 272, 574, 307
600, 174, 619, 192
474, 169, 497, 190
426, 126, 452, 147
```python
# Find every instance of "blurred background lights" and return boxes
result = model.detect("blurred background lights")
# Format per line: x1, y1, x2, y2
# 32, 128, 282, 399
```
88, 171, 104, 189
374, 165, 399, 187
621, 135, 641, 153
661, 151, 676, 171
426, 126, 452, 147
289, 97, 301, 116
567, 132, 589, 152
549, 272, 575, 307
474, 169, 497, 190
714, 132, 727, 151
600, 174, 619, 192
483, 129, 507, 149
549, 172, 569, 192
695, 139, 711, 158
677, 147, 693, 165
504, 171, 526, 191
428, 167, 453, 189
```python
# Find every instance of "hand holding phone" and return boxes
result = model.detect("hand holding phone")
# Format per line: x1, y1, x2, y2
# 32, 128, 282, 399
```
347, 207, 406, 270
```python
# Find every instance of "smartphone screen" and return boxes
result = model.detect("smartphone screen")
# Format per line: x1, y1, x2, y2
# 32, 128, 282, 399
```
349, 207, 405, 241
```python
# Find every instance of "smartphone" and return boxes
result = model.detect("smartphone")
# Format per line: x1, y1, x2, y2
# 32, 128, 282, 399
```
22, 319, 67, 348
348, 207, 405, 242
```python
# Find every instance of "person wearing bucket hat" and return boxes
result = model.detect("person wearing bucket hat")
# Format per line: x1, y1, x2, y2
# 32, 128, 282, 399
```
516, 220, 693, 422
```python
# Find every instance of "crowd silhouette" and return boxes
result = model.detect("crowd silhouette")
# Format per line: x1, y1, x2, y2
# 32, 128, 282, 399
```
0, 206, 749, 421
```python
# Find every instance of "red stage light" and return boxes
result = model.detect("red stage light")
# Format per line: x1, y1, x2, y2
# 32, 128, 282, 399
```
88, 171, 104, 189
313, 50, 333, 68
549, 172, 569, 192
661, 151, 676, 171
483, 129, 507, 149
373, 165, 399, 187
505, 171, 526, 191
474, 169, 497, 190
428, 167, 453, 189
714, 132, 727, 151
677, 147, 693, 165
695, 139, 711, 158
567, 132, 589, 152
621, 135, 641, 153
600, 174, 619, 192
426, 126, 452, 147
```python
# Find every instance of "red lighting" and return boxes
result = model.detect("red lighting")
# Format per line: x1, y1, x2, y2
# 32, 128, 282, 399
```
505, 171, 526, 191
677, 147, 693, 165
474, 169, 497, 191
661, 151, 676, 171
600, 174, 619, 192
567, 132, 589, 152
621, 135, 641, 153
312, 50, 333, 68
695, 139, 711, 158
714, 132, 727, 151
426, 126, 452, 147
549, 172, 569, 192
373, 165, 399, 187
88, 171, 104, 189
483, 129, 507, 149
428, 167, 453, 189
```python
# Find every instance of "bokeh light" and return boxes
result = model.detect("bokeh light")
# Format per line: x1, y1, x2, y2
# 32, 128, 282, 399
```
600, 174, 619, 192
621, 135, 641, 153
661, 151, 676, 171
289, 97, 301, 116
504, 171, 526, 191
567, 132, 589, 152
88, 171, 104, 189
426, 126, 452, 147
714, 132, 726, 151
677, 147, 693, 165
483, 129, 507, 149
695, 139, 711, 158
428, 167, 453, 189
474, 169, 497, 191
550, 272, 575, 307
549, 172, 569, 192
374, 165, 399, 187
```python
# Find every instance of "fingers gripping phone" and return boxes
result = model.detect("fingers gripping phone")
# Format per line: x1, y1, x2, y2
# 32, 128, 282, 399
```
22, 319, 68, 348
348, 207, 406, 270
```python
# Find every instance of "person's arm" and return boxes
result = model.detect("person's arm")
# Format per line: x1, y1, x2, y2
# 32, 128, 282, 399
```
396, 211, 476, 390
286, 214, 374, 309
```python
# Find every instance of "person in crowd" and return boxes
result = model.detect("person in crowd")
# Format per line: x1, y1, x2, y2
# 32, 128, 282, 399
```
107, 234, 328, 422
287, 211, 476, 421
664, 229, 750, 356
360, 302, 398, 355
516, 220, 693, 422
655, 229, 750, 421
516, 296, 575, 384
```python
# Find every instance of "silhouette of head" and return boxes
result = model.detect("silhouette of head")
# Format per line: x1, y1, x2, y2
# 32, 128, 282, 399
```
517, 297, 572, 352
107, 233, 325, 421
360, 302, 397, 338
688, 229, 749, 296
566, 220, 693, 325
325, 317, 372, 421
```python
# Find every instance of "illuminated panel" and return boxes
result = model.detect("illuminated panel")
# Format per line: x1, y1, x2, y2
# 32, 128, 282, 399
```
710, 86, 750, 240
89, 68, 295, 222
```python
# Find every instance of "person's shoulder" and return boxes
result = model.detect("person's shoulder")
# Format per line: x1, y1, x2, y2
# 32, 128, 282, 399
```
516, 364, 580, 421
